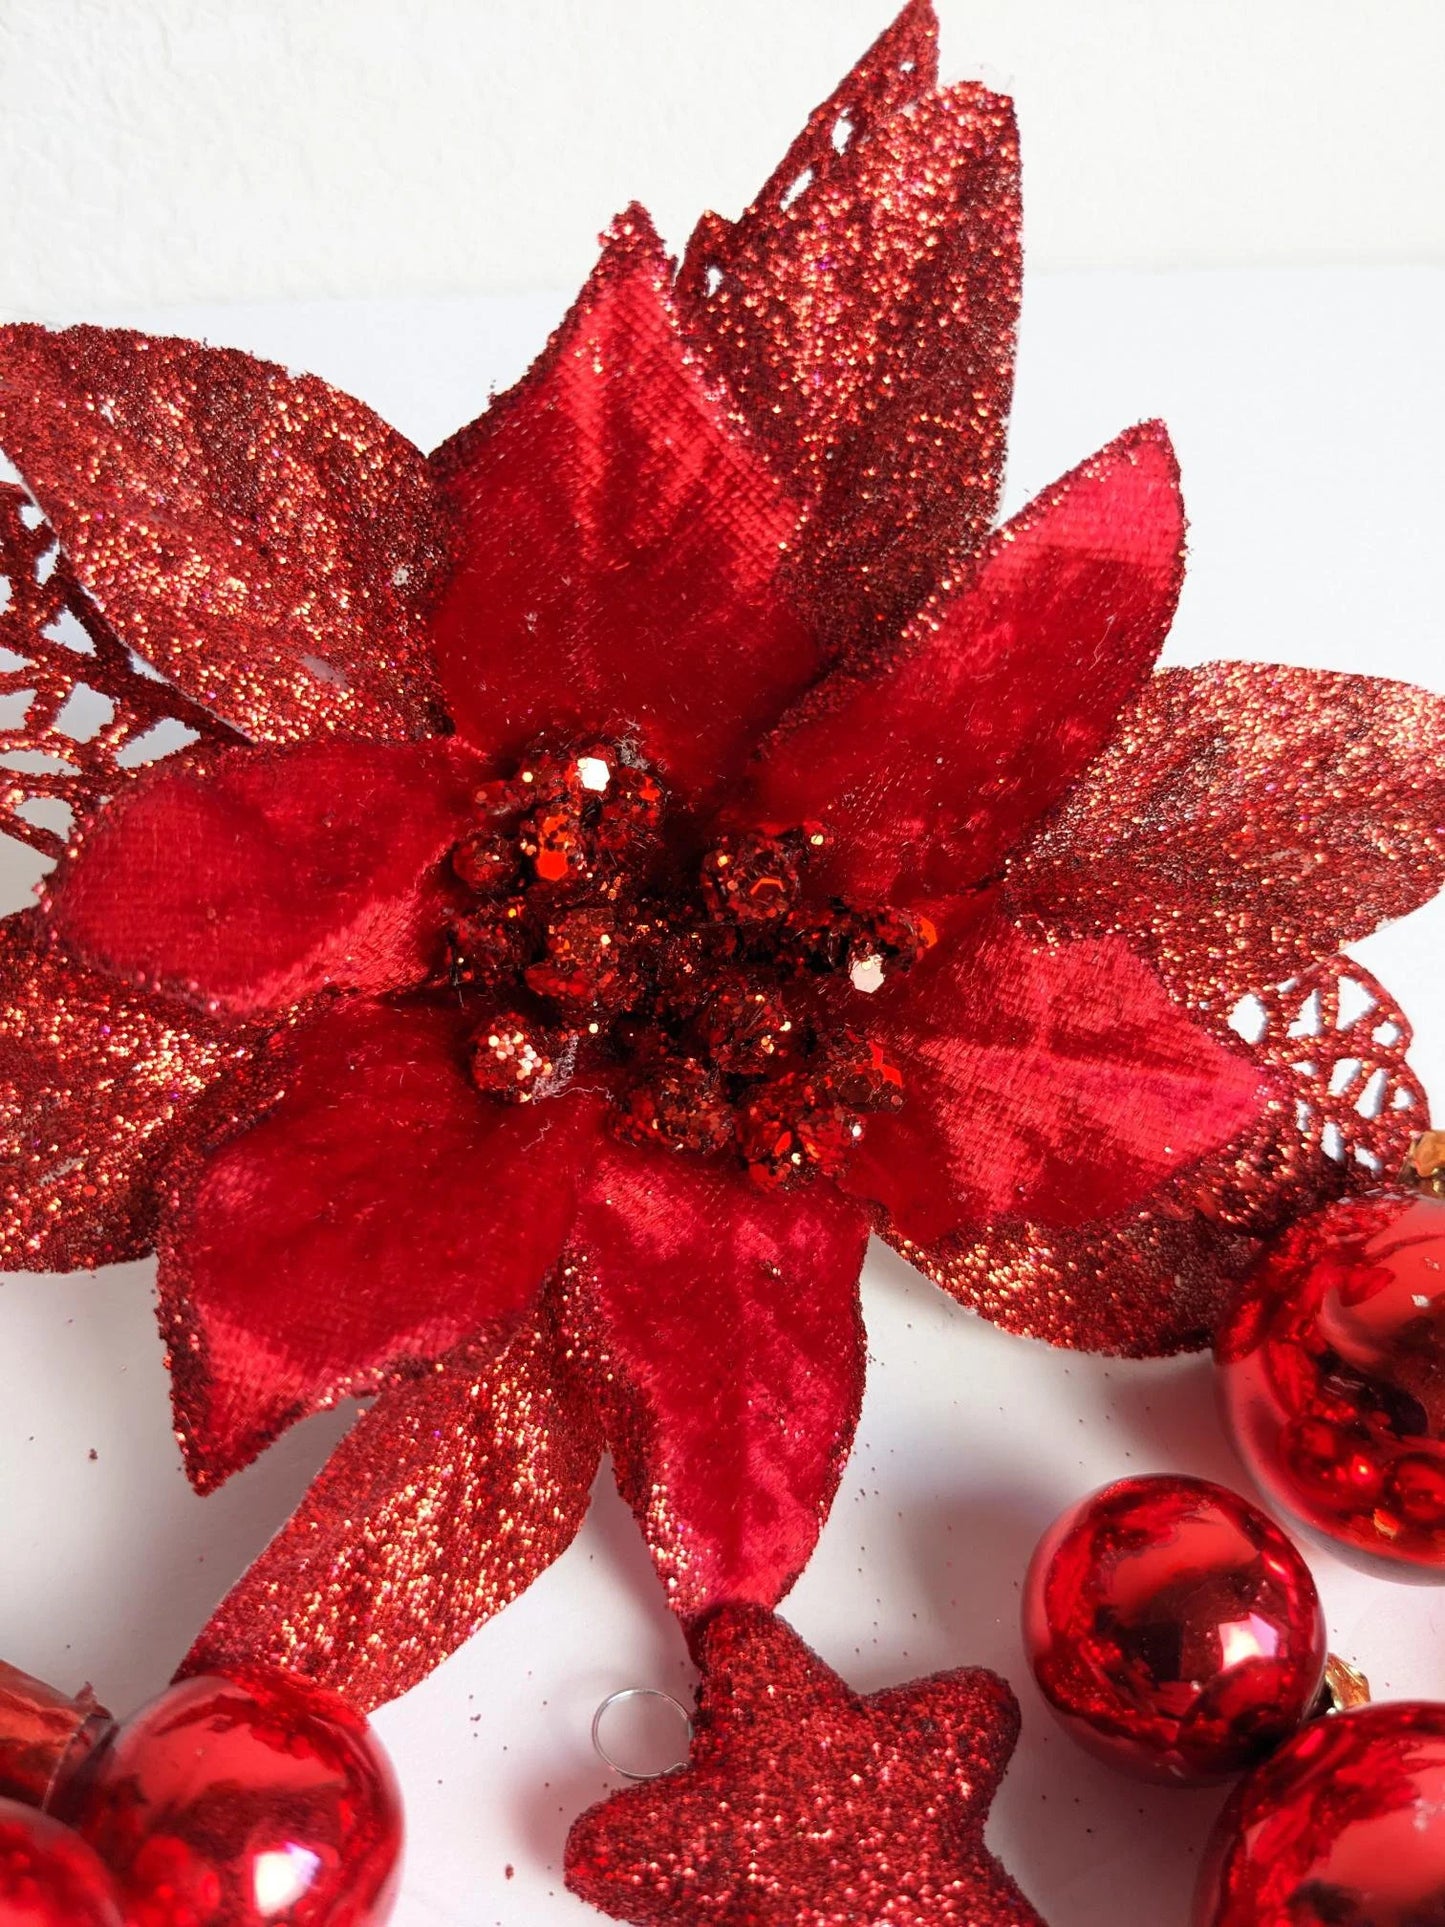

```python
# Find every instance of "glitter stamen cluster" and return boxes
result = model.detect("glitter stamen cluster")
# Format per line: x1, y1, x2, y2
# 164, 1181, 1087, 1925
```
444, 741, 931, 1187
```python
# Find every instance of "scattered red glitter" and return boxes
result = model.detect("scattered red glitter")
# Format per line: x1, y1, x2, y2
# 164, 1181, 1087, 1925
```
182, 1306, 602, 1710
565, 1605, 1044, 1926
0, 2, 1438, 1709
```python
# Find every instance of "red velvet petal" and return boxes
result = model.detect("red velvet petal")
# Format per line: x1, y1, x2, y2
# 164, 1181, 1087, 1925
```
0, 911, 241, 1272
182, 1304, 602, 1713
679, 1, 1020, 655
734, 423, 1185, 907
845, 909, 1271, 1249
42, 736, 484, 1018
428, 210, 820, 805
1007, 662, 1445, 1010
0, 327, 449, 743
159, 998, 600, 1491
560, 1140, 868, 1619
890, 956, 1428, 1357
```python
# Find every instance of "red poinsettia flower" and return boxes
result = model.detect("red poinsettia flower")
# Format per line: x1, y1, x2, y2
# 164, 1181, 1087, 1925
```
1, 3, 1441, 1711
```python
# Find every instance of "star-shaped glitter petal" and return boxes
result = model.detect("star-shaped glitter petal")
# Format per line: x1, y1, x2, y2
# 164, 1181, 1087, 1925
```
565, 1606, 1046, 1926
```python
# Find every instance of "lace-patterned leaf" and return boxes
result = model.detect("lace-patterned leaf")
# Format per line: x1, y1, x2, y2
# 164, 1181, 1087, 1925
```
0, 484, 236, 858
1227, 955, 1425, 1184
1006, 663, 1445, 1012
885, 955, 1427, 1358
678, 0, 1020, 655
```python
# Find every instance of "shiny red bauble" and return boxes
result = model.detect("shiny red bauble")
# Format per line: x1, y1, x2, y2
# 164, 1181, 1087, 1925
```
1023, 1474, 1327, 1783
0, 1797, 123, 1927
63, 1668, 402, 1927
1196, 1700, 1445, 1924
1218, 1192, 1445, 1579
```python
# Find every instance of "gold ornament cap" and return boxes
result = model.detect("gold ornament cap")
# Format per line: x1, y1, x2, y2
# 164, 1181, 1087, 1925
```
1319, 1653, 1372, 1717
1401, 1131, 1445, 1196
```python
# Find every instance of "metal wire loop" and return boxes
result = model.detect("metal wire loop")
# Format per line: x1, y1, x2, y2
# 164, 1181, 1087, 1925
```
591, 1687, 694, 1780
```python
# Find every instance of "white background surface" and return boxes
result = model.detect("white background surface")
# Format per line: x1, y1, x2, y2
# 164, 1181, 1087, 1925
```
0, 264, 1442, 1924
0, 1, 1443, 316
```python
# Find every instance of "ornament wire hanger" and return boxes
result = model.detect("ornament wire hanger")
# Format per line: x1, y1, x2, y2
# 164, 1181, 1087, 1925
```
591, 1689, 694, 1781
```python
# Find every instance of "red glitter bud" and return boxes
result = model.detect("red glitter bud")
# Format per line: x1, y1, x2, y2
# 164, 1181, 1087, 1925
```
472, 777, 521, 819
442, 741, 912, 1187
700, 833, 802, 925
858, 905, 936, 966
525, 908, 638, 1011
648, 922, 715, 1021
829, 1033, 906, 1114
737, 1071, 861, 1189
524, 803, 591, 887
448, 904, 525, 991
451, 828, 519, 895
594, 764, 665, 853
783, 904, 861, 976
468, 1013, 568, 1103
614, 1057, 733, 1156
696, 975, 794, 1075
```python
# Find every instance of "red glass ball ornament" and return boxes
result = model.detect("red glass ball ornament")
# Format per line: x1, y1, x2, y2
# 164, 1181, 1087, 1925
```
0, 1797, 123, 1927
1196, 1700, 1445, 1924
1217, 1192, 1445, 1579
1023, 1474, 1327, 1784
65, 1668, 402, 1927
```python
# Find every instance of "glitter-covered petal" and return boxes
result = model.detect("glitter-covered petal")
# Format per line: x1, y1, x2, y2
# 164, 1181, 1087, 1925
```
843, 908, 1271, 1249
680, 1, 1021, 655
160, 998, 601, 1492
561, 1141, 868, 1619
0, 911, 241, 1272
1006, 662, 1445, 1009
0, 326, 449, 743
734, 424, 1185, 907
429, 210, 820, 805
565, 1604, 1044, 1927
182, 1302, 602, 1713
42, 736, 486, 1018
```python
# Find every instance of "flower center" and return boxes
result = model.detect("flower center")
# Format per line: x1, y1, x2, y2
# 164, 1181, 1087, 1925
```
443, 740, 932, 1189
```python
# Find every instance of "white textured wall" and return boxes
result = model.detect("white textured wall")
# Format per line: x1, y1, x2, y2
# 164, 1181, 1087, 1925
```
0, 0, 1441, 316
